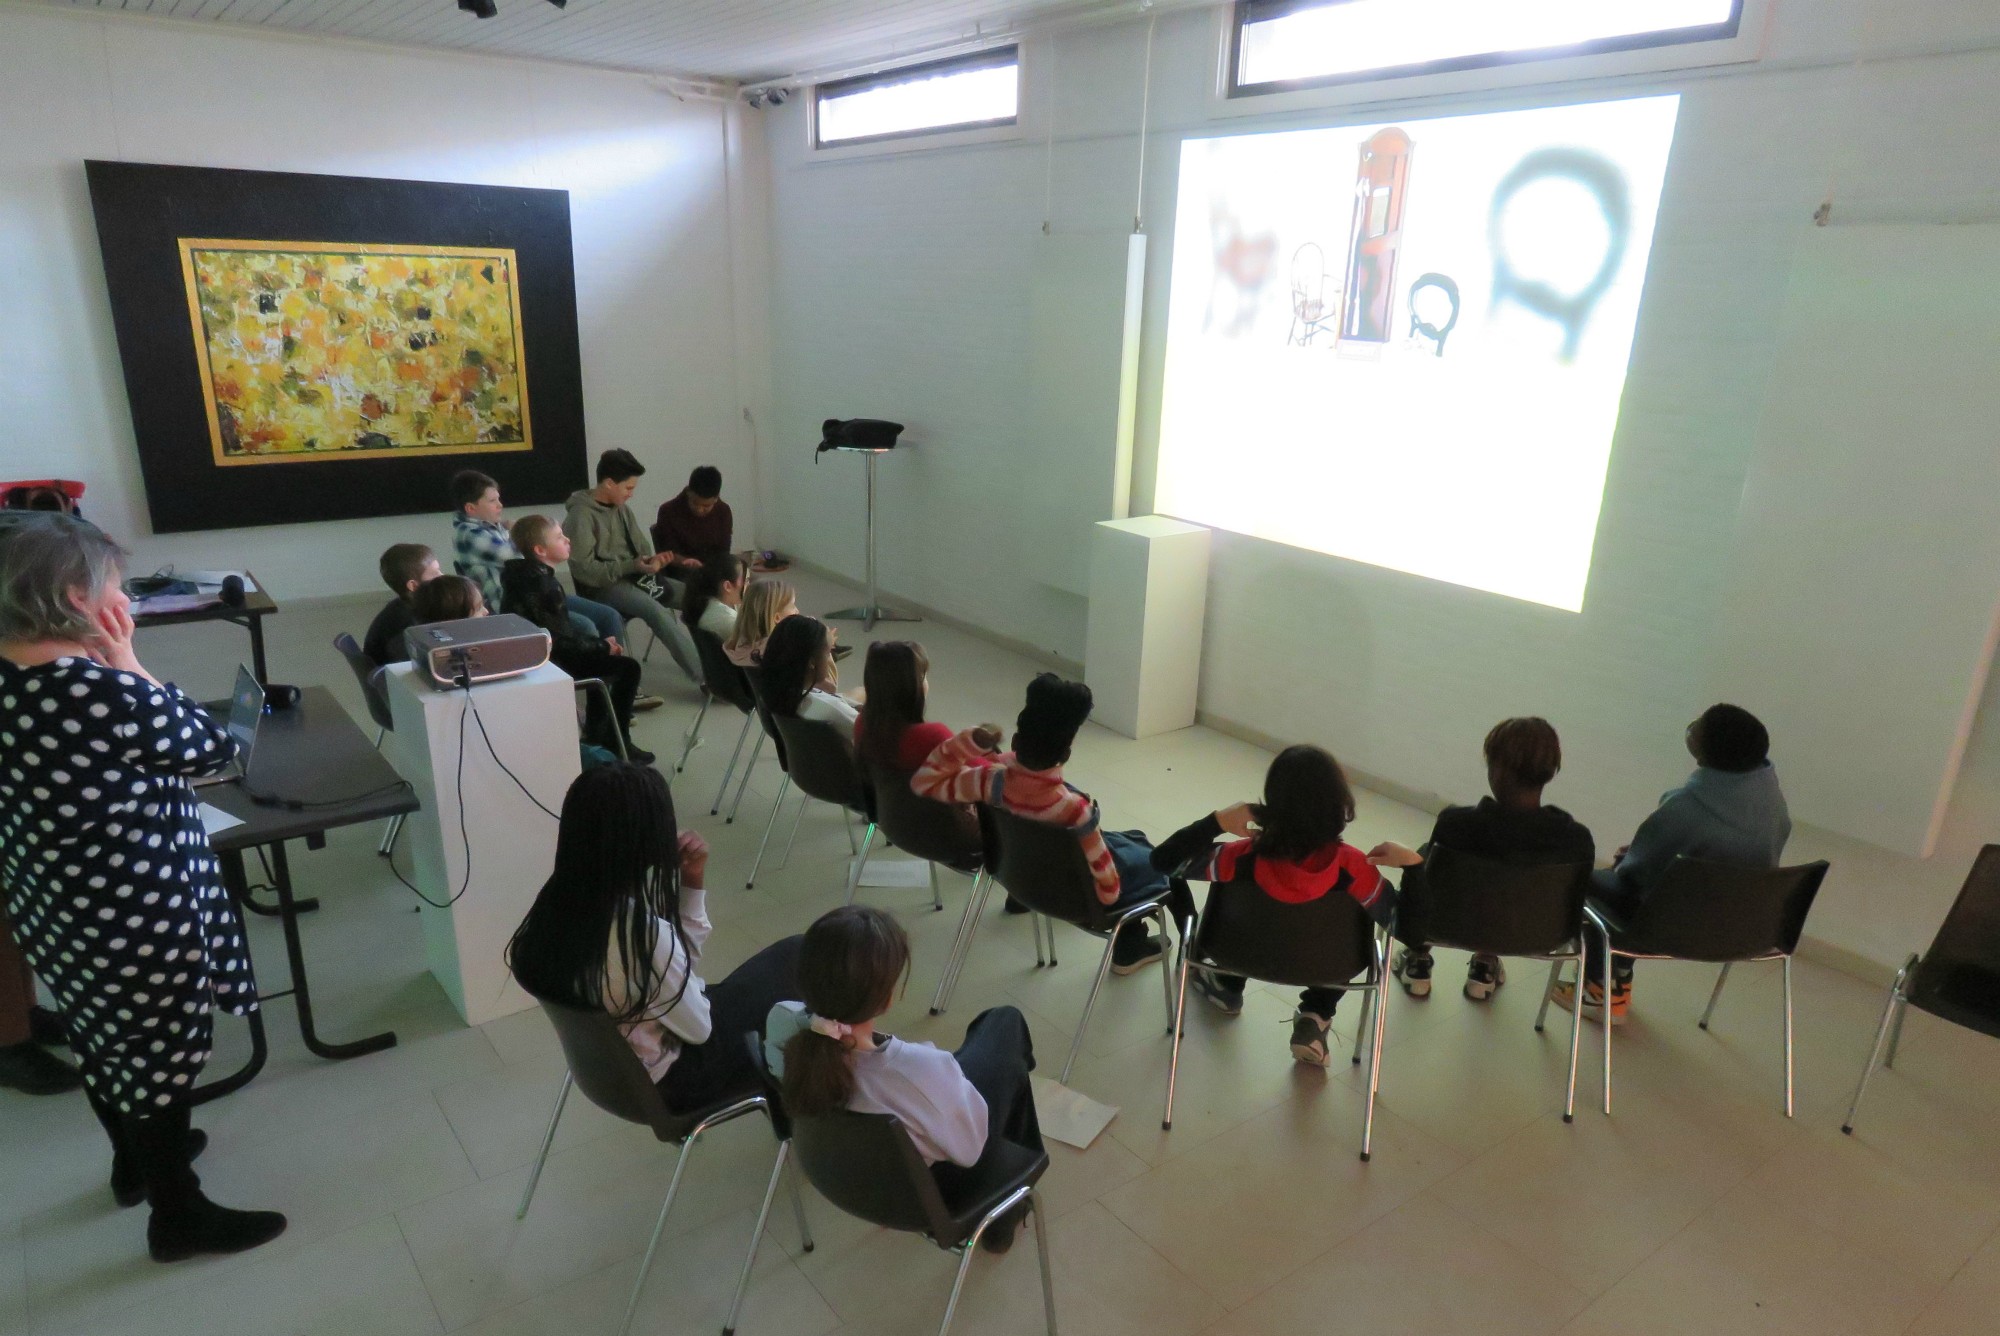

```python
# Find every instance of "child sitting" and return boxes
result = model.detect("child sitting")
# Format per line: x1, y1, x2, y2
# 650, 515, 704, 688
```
913, 673, 1186, 972
1151, 745, 1393, 1066
363, 543, 441, 664
766, 905, 1041, 1252
502, 514, 652, 766
724, 579, 796, 667
759, 614, 858, 740
411, 573, 484, 623
680, 552, 748, 642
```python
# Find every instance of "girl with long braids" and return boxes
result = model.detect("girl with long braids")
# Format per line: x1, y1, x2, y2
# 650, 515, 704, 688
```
507, 762, 803, 1110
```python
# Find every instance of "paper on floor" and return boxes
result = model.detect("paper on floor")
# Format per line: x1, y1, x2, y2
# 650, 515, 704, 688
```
850, 857, 932, 888
1031, 1076, 1118, 1150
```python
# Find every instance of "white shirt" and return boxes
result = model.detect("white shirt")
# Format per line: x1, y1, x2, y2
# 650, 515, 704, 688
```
606, 887, 712, 1081
798, 689, 859, 740
698, 600, 738, 640
763, 1003, 988, 1166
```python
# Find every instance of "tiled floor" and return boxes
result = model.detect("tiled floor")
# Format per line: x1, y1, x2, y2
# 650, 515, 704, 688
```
3, 570, 1997, 1335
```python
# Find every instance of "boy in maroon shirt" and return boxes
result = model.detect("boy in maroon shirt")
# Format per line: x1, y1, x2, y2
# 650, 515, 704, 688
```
651, 466, 732, 576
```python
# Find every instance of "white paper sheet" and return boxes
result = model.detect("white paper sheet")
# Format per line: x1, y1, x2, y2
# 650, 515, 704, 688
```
850, 858, 933, 889
1030, 1076, 1119, 1150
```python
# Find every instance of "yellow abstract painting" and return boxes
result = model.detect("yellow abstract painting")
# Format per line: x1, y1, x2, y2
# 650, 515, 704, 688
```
177, 239, 533, 466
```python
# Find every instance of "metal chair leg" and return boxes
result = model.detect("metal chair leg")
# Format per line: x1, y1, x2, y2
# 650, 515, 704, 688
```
780, 790, 810, 869
928, 862, 944, 912
1884, 955, 1919, 1067
1563, 955, 1583, 1123
1843, 957, 1914, 1134
722, 1138, 790, 1336
376, 812, 403, 858
1153, 906, 1177, 1033
1060, 930, 1121, 1084
746, 775, 791, 888
621, 1131, 700, 1336
1782, 955, 1795, 1118
1360, 943, 1387, 1162
1699, 962, 1733, 1030
1163, 918, 1195, 1130
1032, 1189, 1058, 1335
1602, 941, 1617, 1116
726, 729, 765, 824
1350, 987, 1372, 1066
787, 1153, 815, 1253
844, 822, 878, 905
677, 693, 711, 774
931, 870, 991, 1015
708, 714, 752, 812
516, 1070, 571, 1219
844, 808, 859, 855
1534, 958, 1564, 1032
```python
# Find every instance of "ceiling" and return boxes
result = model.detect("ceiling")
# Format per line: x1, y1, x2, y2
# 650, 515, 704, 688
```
29, 0, 1168, 84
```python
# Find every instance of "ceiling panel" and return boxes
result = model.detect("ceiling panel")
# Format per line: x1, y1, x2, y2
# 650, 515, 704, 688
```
26, 0, 1163, 82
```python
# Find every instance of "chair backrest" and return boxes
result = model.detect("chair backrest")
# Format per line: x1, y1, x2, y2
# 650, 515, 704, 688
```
332, 632, 395, 734
772, 714, 870, 814
987, 806, 1114, 930
790, 1105, 954, 1242
1909, 844, 2000, 1038
868, 763, 981, 870
691, 627, 755, 714
1193, 876, 1376, 988
1420, 845, 1592, 958
530, 993, 689, 1142
741, 666, 789, 771
1626, 857, 1829, 961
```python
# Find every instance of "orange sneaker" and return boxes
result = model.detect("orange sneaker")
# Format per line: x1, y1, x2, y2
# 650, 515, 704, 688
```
1551, 978, 1629, 1025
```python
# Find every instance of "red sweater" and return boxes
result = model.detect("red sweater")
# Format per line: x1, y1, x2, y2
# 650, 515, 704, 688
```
913, 728, 1120, 903
854, 716, 954, 772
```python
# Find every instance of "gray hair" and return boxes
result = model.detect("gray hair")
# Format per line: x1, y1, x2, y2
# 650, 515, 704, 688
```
0, 512, 128, 644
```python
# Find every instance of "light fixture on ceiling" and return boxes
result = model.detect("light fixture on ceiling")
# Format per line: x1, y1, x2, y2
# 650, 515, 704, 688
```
457, 0, 567, 16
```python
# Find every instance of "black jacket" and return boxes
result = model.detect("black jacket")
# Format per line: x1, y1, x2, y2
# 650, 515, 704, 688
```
500, 557, 595, 656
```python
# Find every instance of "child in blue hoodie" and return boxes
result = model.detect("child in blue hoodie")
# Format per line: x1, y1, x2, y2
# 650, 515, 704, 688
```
1557, 703, 1791, 1022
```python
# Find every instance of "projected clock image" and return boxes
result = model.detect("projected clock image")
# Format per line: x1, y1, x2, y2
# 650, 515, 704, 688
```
1156, 95, 1680, 612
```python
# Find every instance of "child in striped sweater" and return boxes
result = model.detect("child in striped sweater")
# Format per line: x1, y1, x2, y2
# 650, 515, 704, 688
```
913, 673, 1183, 972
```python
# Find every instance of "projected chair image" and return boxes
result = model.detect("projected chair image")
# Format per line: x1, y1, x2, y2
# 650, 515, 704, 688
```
516, 996, 810, 1336
1287, 242, 1341, 346
1164, 874, 1390, 1158
1579, 856, 1829, 1117
1844, 844, 2000, 1136
1413, 846, 1595, 1122
978, 807, 1181, 1084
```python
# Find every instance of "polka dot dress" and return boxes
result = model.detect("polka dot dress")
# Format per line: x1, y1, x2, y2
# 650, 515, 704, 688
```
0, 658, 258, 1113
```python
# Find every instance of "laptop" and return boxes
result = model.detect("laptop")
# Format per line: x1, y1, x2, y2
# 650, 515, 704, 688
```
192, 665, 265, 789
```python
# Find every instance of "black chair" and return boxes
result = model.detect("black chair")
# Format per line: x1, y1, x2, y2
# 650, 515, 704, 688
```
793, 1104, 1055, 1336
980, 806, 1179, 1083
684, 628, 764, 820
517, 995, 811, 1336
859, 763, 990, 1011
742, 666, 802, 889
1418, 845, 1595, 1123
771, 714, 893, 906
333, 632, 403, 856
1844, 844, 2000, 1135
1577, 856, 1829, 1117
1164, 877, 1390, 1157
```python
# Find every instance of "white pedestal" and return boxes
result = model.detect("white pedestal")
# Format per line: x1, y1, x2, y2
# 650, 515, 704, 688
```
1085, 516, 1211, 739
384, 662, 581, 1026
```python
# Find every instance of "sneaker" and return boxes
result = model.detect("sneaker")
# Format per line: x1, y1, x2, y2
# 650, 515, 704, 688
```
1288, 1011, 1333, 1067
1394, 947, 1433, 998
1110, 928, 1165, 976
0, 1041, 82, 1095
1551, 978, 1630, 1025
1464, 954, 1507, 1002
631, 692, 666, 713
625, 746, 658, 767
1191, 970, 1245, 1017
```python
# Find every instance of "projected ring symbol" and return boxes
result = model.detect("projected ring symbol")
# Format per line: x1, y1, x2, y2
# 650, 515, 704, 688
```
1406, 272, 1460, 357
1487, 147, 1629, 363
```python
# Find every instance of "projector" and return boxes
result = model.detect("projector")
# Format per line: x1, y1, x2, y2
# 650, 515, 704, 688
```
406, 614, 552, 690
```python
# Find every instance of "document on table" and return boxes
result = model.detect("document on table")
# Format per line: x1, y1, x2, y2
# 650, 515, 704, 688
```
199, 803, 245, 837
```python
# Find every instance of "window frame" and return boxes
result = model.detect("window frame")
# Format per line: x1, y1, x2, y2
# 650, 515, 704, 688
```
1226, 0, 1747, 100
810, 45, 1023, 152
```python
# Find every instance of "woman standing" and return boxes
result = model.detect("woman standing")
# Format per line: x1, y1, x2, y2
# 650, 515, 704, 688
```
0, 514, 285, 1261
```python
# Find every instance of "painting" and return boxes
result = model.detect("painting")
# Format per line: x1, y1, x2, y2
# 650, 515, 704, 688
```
180, 241, 533, 466
86, 161, 588, 534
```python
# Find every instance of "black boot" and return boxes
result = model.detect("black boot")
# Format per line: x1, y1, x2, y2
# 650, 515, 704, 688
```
128, 1102, 286, 1263
0, 1040, 81, 1095
90, 1073, 211, 1210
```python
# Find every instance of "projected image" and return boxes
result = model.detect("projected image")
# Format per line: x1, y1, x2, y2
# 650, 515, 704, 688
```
1156, 96, 1680, 611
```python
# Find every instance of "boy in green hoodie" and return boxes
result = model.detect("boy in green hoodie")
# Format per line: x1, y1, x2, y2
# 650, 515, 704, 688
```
562, 449, 702, 687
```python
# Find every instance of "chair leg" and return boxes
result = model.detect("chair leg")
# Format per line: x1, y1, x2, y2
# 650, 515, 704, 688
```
1154, 907, 1177, 1034
1885, 980, 1913, 1069
1534, 959, 1563, 1033
1032, 1189, 1058, 1336
1360, 946, 1387, 1162
1699, 963, 1733, 1030
780, 790, 811, 869
726, 730, 765, 824
931, 870, 992, 1015
746, 775, 791, 889
516, 1070, 572, 1219
1782, 955, 1795, 1118
1563, 956, 1583, 1124
928, 862, 944, 912
708, 713, 752, 812
844, 808, 859, 855
844, 823, 878, 905
787, 1153, 815, 1253
1350, 987, 1372, 1066
620, 1133, 699, 1336
1843, 960, 1913, 1134
1163, 920, 1194, 1130
1601, 942, 1616, 1116
722, 1139, 791, 1336
936, 1235, 985, 1336
677, 693, 711, 774
1060, 930, 1121, 1084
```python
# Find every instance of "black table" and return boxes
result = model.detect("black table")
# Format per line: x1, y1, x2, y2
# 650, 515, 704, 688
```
133, 572, 281, 684
192, 686, 419, 1105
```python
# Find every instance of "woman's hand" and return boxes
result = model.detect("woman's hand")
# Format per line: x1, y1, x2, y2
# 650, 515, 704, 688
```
1216, 802, 1260, 838
87, 601, 158, 684
1366, 840, 1423, 868
677, 829, 710, 887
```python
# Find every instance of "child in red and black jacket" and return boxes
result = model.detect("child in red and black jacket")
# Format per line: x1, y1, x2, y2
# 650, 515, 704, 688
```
1150, 744, 1393, 1067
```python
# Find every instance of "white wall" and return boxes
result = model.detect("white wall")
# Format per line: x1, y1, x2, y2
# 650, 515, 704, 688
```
757, 0, 2000, 970
0, 3, 752, 600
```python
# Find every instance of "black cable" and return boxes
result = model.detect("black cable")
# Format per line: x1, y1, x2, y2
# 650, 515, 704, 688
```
384, 696, 476, 910
462, 680, 560, 820
243, 777, 415, 811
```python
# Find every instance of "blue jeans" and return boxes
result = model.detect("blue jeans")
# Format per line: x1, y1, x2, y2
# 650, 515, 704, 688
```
566, 594, 623, 645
